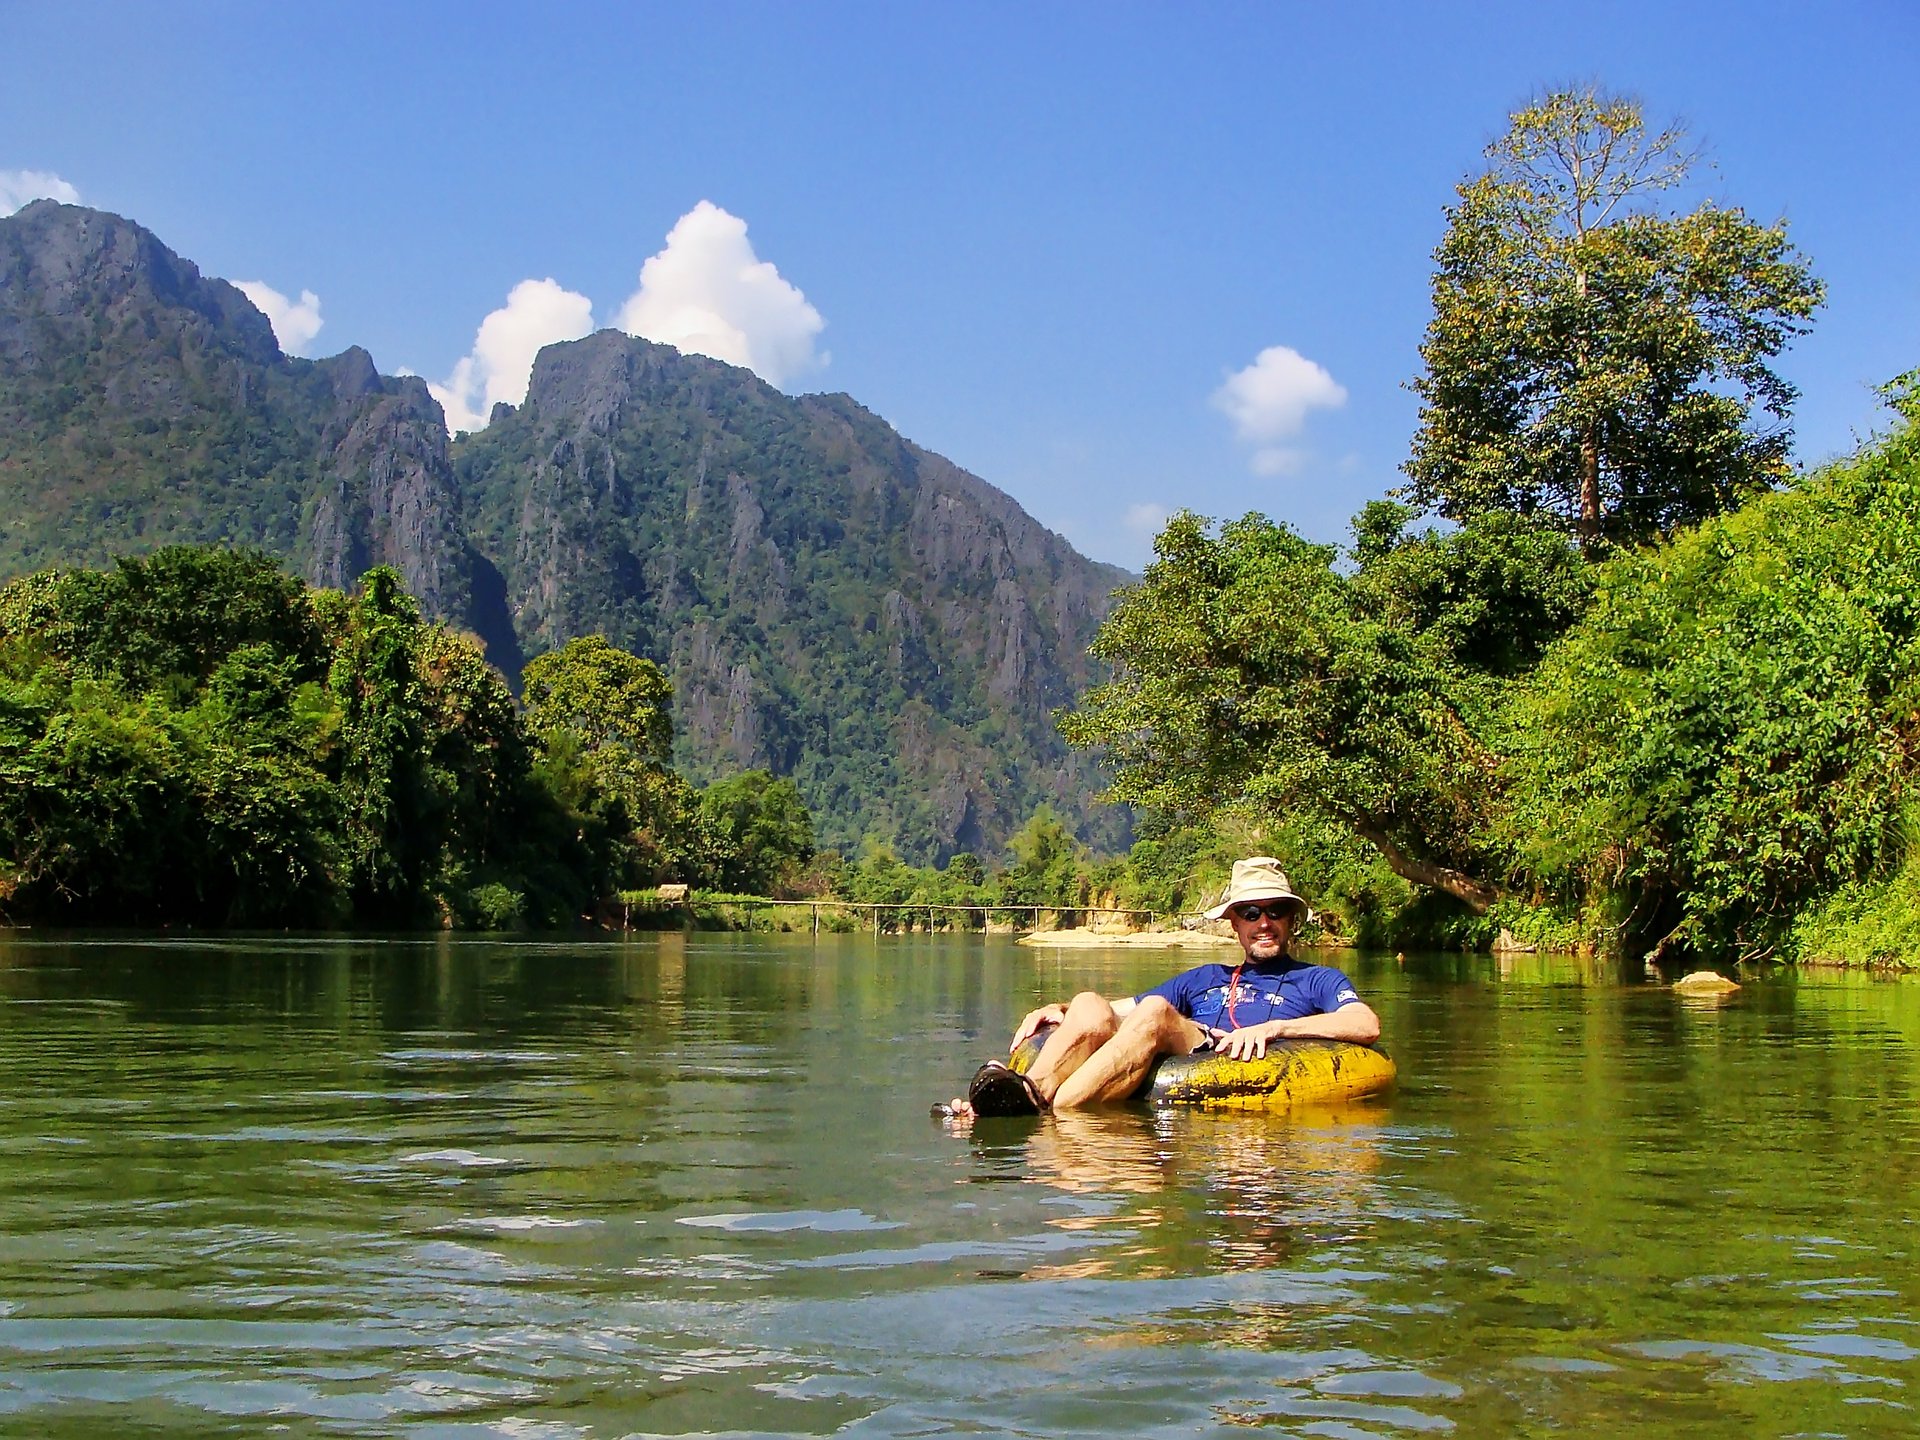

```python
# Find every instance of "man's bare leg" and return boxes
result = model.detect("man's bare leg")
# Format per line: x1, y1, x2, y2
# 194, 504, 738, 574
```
940, 990, 1123, 1119
1050, 997, 1206, 1109
1023, 991, 1122, 1103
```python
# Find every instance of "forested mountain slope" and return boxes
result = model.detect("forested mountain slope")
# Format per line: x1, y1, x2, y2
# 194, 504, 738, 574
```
0, 202, 1130, 860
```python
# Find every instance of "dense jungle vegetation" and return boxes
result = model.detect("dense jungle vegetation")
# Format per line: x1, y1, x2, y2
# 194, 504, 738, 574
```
0, 547, 623, 928
1058, 380, 1920, 967
0, 544, 1131, 930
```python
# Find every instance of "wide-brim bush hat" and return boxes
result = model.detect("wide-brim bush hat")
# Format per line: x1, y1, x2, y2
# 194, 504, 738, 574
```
1204, 856, 1311, 921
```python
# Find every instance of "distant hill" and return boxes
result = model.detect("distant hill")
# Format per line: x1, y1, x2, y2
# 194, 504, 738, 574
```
0, 201, 1132, 860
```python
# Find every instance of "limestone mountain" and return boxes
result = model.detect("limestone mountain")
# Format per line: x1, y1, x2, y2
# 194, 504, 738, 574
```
456, 330, 1132, 859
0, 200, 486, 631
0, 202, 1131, 860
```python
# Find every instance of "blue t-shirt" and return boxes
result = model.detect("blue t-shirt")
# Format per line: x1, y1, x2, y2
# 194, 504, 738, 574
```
1138, 957, 1363, 1033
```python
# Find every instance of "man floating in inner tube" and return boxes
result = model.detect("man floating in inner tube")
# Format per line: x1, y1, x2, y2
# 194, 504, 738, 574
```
942, 857, 1381, 1118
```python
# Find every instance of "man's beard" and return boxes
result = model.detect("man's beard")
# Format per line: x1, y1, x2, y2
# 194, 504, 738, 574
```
1246, 933, 1283, 959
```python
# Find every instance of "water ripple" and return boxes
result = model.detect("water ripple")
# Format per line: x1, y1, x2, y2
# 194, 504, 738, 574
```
676, 1207, 901, 1233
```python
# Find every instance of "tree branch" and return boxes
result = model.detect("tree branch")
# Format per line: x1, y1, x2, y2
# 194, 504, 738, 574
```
1353, 821, 1500, 913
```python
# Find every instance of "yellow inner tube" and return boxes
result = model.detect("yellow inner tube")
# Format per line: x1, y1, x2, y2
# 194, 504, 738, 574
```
1010, 1030, 1395, 1111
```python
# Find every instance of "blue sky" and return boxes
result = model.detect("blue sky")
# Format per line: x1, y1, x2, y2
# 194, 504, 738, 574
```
4, 1, 1915, 569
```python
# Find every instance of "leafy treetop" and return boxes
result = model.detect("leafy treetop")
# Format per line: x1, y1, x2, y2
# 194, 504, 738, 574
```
1060, 508, 1589, 913
522, 635, 675, 768
1401, 86, 1824, 551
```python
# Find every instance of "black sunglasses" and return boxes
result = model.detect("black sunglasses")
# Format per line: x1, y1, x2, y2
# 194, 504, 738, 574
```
1231, 901, 1297, 923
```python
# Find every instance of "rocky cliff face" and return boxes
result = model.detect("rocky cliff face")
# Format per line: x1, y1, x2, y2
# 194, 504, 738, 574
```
303, 347, 473, 622
0, 200, 279, 376
0, 201, 475, 615
455, 330, 1132, 859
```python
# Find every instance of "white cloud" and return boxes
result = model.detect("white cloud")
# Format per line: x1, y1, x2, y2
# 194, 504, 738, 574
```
1211, 346, 1347, 475
429, 278, 594, 435
1124, 501, 1169, 538
233, 280, 324, 356
615, 200, 826, 387
417, 202, 821, 434
1250, 447, 1306, 477
0, 168, 80, 215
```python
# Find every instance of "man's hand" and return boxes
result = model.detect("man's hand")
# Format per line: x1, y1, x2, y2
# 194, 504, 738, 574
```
1213, 1020, 1285, 1061
1010, 1003, 1068, 1051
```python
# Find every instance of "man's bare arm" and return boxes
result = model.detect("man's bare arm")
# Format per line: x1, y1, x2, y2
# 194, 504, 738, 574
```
1212, 1001, 1382, 1059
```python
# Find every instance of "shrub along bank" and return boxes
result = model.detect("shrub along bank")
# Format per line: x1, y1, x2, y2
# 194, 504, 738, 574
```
1506, 379, 1920, 967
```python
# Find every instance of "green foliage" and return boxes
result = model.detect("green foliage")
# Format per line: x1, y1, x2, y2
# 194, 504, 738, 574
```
817, 810, 1112, 924
1790, 807, 1920, 971
836, 839, 921, 907
519, 635, 720, 889
0, 546, 646, 928
697, 769, 816, 895
1061, 507, 1590, 914
1402, 86, 1823, 549
1109, 820, 1240, 915
997, 805, 1091, 908
325, 566, 434, 921
943, 851, 986, 887
523, 635, 674, 766
2, 546, 330, 690
0, 550, 347, 924
1348, 502, 1594, 680
1507, 381, 1920, 959
463, 882, 528, 931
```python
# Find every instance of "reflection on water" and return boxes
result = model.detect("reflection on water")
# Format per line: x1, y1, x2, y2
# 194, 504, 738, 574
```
1013, 1105, 1389, 1283
0, 933, 1914, 1437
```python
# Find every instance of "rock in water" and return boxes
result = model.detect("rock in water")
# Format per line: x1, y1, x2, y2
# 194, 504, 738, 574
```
1672, 971, 1740, 993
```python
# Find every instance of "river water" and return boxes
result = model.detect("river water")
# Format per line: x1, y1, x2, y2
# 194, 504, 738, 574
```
0, 933, 1914, 1437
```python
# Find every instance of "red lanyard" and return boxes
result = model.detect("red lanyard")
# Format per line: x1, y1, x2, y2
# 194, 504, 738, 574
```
1225, 963, 1244, 1029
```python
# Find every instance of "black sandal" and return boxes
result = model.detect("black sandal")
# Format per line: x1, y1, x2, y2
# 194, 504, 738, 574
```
966, 1059, 1045, 1117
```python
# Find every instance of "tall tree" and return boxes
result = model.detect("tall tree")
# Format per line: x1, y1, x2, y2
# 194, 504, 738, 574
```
697, 769, 816, 895
521, 635, 715, 885
997, 805, 1092, 908
325, 567, 434, 921
1401, 87, 1823, 551
521, 635, 675, 767
1060, 510, 1587, 914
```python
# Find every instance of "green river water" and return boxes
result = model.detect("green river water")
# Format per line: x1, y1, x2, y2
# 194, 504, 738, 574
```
0, 933, 1915, 1437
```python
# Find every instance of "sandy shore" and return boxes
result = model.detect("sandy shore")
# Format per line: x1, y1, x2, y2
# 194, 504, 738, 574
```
1015, 926, 1238, 949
